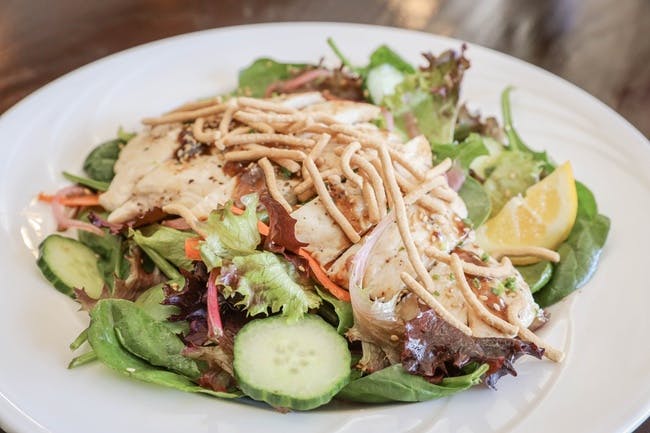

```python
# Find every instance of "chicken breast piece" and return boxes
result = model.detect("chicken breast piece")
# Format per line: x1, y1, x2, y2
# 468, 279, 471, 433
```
304, 101, 381, 124
327, 205, 469, 299
274, 91, 325, 109
99, 124, 181, 212
107, 154, 236, 223
292, 197, 351, 265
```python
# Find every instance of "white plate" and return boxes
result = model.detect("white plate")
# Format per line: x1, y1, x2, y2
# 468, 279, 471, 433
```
0, 22, 648, 433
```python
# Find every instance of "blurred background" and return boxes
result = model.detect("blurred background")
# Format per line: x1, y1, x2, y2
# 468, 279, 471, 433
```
1, 0, 648, 137
0, 1, 648, 432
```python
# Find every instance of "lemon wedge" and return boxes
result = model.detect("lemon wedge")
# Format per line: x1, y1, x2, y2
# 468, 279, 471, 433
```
476, 161, 578, 264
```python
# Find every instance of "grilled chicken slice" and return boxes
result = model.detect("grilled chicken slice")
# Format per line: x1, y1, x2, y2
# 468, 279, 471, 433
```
106, 153, 236, 223
273, 91, 325, 109
99, 124, 181, 213
101, 93, 381, 225
303, 101, 381, 124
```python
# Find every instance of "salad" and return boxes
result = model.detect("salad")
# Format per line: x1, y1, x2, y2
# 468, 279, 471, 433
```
35, 40, 610, 411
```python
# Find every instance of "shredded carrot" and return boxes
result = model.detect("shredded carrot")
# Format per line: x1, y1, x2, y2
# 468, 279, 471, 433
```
257, 221, 270, 236
38, 192, 101, 207
298, 248, 350, 302
184, 237, 202, 261
185, 205, 349, 301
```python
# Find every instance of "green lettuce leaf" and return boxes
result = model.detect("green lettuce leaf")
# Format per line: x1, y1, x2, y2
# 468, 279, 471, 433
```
482, 151, 543, 216
62, 171, 110, 192
131, 225, 195, 271
238, 58, 308, 98
327, 40, 414, 104
383, 49, 468, 144
222, 252, 321, 322
366, 45, 415, 74
337, 363, 488, 403
501, 87, 554, 172
432, 133, 489, 171
458, 176, 491, 228
316, 286, 353, 335
77, 219, 129, 290
199, 194, 261, 269
326, 37, 357, 73
327, 39, 414, 79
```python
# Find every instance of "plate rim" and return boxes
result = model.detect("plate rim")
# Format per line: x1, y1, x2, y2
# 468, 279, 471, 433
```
1, 22, 647, 145
0, 21, 648, 433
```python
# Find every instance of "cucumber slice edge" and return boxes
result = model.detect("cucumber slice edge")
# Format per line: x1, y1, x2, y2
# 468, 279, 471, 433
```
37, 234, 104, 298
234, 315, 351, 410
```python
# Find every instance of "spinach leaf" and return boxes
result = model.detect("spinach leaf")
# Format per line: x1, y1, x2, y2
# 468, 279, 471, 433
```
433, 133, 488, 171
337, 363, 488, 403
326, 37, 357, 73
534, 182, 611, 307
87, 299, 240, 398
316, 286, 353, 335
516, 261, 552, 293
82, 129, 135, 182
575, 181, 598, 219
238, 58, 307, 98
501, 87, 554, 172
110, 299, 201, 379
458, 176, 491, 228
132, 225, 196, 271
62, 171, 110, 191
366, 45, 415, 74
68, 350, 97, 369
69, 328, 89, 350
83, 139, 121, 182
78, 223, 129, 290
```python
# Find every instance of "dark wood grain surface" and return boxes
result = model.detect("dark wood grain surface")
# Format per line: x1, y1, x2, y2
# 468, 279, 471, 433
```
0, 0, 648, 432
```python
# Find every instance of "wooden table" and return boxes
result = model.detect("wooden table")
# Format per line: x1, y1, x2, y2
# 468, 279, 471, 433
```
0, 1, 648, 432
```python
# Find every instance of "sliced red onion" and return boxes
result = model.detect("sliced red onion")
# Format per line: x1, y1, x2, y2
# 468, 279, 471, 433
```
349, 212, 395, 296
445, 163, 466, 192
381, 108, 394, 132
206, 269, 224, 339
161, 218, 192, 230
281, 68, 332, 91
403, 112, 420, 138
348, 212, 403, 360
52, 186, 104, 235
265, 68, 332, 96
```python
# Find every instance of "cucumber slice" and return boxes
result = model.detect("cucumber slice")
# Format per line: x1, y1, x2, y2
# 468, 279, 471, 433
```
37, 234, 104, 298
233, 315, 351, 410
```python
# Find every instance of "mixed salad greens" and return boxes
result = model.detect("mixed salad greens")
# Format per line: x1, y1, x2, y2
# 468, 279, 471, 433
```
35, 40, 610, 411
